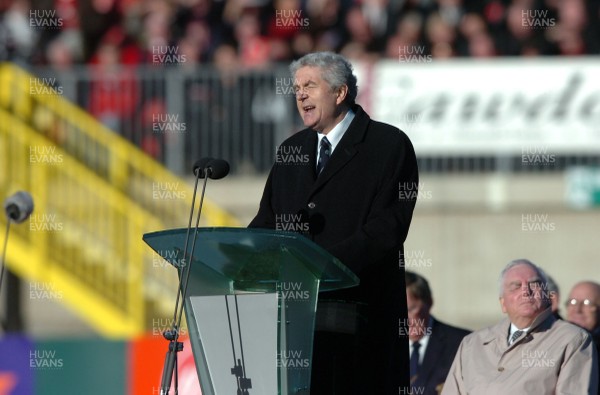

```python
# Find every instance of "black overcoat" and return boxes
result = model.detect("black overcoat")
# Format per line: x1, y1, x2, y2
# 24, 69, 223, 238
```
249, 104, 419, 394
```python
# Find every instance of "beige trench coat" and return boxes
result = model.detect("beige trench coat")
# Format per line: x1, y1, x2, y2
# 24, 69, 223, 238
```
442, 308, 598, 395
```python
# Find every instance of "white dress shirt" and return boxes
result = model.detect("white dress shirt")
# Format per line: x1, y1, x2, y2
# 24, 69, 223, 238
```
316, 109, 356, 166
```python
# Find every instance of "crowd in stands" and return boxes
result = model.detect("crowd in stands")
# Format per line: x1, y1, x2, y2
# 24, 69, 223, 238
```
1, 0, 599, 70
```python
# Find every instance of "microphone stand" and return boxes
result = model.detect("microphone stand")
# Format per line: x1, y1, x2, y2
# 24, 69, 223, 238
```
159, 165, 212, 395
0, 219, 12, 296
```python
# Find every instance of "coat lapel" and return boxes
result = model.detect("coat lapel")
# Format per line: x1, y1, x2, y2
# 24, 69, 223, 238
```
300, 130, 318, 186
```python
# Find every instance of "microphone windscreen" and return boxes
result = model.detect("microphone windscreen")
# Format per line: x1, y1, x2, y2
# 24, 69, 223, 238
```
207, 159, 230, 180
192, 157, 214, 177
4, 191, 34, 223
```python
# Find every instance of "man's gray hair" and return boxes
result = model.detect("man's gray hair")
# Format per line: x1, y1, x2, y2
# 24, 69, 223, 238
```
498, 259, 549, 297
289, 52, 358, 106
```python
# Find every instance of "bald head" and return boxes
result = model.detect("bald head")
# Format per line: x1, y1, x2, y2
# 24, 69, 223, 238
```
566, 281, 600, 332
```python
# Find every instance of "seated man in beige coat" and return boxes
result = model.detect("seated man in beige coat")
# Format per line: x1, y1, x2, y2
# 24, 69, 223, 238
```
442, 259, 598, 395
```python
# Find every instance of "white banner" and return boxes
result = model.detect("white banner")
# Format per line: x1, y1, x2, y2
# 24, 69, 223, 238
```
369, 58, 600, 154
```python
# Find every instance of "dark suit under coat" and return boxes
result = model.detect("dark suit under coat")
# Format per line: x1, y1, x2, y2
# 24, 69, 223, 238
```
413, 318, 471, 395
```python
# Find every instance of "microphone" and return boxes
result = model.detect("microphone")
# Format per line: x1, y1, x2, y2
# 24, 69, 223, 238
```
206, 159, 230, 180
192, 158, 230, 179
192, 157, 214, 177
4, 191, 34, 223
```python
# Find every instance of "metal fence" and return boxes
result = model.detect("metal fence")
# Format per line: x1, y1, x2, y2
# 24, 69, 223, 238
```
27, 64, 600, 176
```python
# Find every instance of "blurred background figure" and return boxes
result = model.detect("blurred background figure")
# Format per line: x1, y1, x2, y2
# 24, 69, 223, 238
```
566, 282, 600, 345
566, 281, 600, 395
406, 271, 470, 395
542, 271, 562, 319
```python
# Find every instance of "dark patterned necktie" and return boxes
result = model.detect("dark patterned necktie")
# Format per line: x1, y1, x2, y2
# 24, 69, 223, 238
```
316, 136, 331, 175
509, 329, 524, 345
410, 341, 421, 379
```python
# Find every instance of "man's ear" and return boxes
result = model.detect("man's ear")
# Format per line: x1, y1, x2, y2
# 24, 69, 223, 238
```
335, 84, 348, 105
500, 296, 507, 314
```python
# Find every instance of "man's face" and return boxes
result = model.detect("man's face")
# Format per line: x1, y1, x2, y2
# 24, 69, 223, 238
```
293, 66, 347, 134
566, 283, 600, 332
406, 290, 431, 341
500, 264, 547, 327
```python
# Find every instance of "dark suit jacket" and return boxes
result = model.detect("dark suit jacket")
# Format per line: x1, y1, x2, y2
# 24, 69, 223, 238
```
249, 104, 419, 393
593, 329, 600, 395
413, 318, 471, 395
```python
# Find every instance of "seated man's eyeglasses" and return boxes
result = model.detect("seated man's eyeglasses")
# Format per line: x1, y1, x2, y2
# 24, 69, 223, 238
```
566, 298, 598, 310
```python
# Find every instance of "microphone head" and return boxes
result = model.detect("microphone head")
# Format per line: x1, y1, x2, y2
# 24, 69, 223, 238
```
192, 157, 214, 178
4, 191, 34, 223
206, 159, 230, 180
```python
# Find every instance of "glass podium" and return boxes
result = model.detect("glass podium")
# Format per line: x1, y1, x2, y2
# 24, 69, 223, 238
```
143, 227, 359, 395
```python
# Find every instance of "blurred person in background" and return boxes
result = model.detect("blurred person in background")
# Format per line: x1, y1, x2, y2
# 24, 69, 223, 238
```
544, 272, 562, 319
443, 259, 598, 395
250, 51, 418, 394
566, 280, 600, 394
425, 12, 457, 58
406, 271, 470, 395
88, 39, 139, 133
344, 5, 375, 53
384, 11, 425, 59
0, 0, 37, 62
234, 8, 270, 69
567, 281, 600, 340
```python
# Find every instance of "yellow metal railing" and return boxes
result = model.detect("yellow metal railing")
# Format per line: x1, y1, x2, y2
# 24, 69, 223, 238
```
0, 63, 240, 337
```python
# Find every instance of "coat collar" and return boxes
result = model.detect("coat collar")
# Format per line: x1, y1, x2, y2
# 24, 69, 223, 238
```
482, 307, 555, 349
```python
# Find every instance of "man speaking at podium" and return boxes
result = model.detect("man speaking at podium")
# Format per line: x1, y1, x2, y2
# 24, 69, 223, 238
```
250, 52, 419, 394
